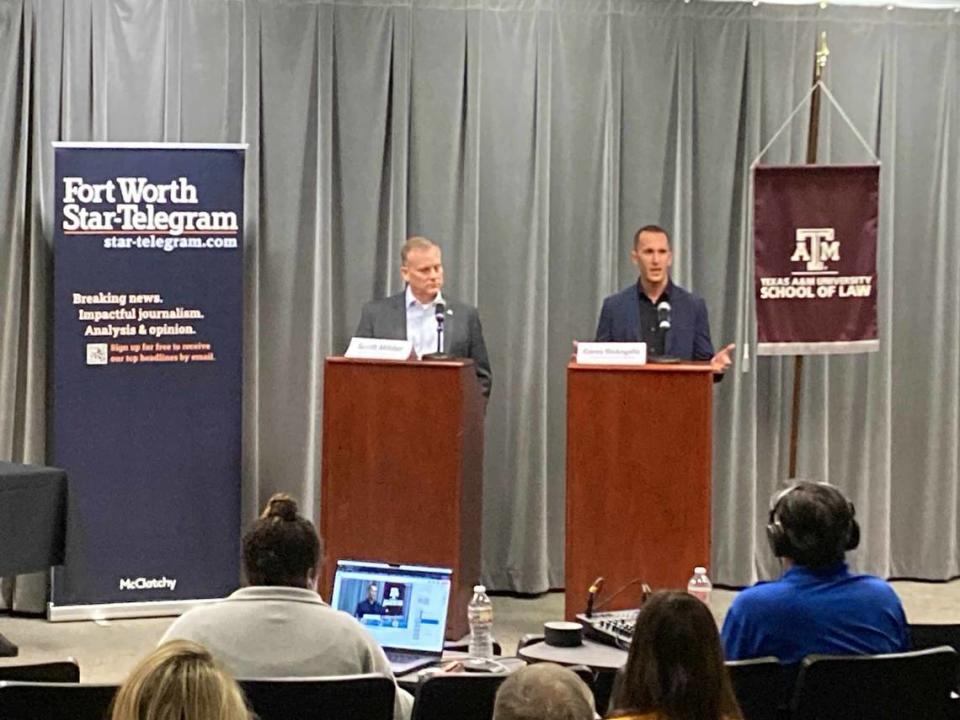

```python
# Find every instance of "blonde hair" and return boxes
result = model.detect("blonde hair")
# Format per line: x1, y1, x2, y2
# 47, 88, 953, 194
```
400, 235, 437, 265
493, 663, 595, 720
111, 640, 250, 720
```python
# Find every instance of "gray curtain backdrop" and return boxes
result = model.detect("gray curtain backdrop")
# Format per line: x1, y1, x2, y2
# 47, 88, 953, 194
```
1, 0, 958, 609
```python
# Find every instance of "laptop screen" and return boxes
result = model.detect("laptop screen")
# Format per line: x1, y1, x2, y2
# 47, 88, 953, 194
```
331, 560, 452, 653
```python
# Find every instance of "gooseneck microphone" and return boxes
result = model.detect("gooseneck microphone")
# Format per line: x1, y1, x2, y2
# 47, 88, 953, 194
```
657, 300, 671, 330
433, 302, 445, 354
422, 302, 450, 360
586, 576, 604, 618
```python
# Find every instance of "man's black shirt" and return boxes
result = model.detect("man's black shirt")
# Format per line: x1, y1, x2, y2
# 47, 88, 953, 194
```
636, 281, 670, 357
355, 599, 383, 618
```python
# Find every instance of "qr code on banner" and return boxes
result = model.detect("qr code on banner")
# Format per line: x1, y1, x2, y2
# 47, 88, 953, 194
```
86, 343, 108, 366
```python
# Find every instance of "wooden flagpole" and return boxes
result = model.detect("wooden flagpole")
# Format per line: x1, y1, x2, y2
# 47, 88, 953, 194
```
788, 31, 830, 479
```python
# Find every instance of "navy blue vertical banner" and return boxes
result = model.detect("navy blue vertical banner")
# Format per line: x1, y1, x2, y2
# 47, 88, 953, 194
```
51, 143, 244, 615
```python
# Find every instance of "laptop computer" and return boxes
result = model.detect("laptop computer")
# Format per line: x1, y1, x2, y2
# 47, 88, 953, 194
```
331, 559, 453, 674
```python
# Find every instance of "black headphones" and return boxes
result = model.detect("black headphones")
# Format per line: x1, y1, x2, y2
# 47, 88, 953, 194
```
766, 482, 860, 560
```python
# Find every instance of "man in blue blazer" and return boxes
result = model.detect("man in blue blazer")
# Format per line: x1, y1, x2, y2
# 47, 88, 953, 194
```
595, 225, 733, 373
354, 236, 492, 397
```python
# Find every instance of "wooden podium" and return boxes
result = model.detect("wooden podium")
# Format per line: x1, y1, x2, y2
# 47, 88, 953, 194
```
320, 357, 485, 639
565, 361, 714, 620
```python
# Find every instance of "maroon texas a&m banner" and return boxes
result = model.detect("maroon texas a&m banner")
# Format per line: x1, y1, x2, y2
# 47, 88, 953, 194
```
754, 165, 879, 355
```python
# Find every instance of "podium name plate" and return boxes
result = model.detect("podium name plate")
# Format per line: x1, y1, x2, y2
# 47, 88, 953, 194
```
345, 337, 414, 360
576, 342, 647, 365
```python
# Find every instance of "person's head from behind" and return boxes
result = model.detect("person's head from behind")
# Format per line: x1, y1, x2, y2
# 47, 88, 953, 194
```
766, 481, 860, 569
111, 640, 249, 720
493, 663, 595, 720
243, 492, 321, 589
610, 591, 741, 720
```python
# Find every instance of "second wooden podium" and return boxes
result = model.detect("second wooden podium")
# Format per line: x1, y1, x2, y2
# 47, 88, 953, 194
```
321, 357, 485, 638
565, 361, 714, 620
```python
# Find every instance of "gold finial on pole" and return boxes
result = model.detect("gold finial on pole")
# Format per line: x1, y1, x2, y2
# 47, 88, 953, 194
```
806, 31, 826, 170
815, 32, 830, 77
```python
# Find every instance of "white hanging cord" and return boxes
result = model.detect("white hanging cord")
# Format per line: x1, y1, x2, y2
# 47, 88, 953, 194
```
818, 81, 882, 164
749, 81, 821, 169
750, 80, 880, 168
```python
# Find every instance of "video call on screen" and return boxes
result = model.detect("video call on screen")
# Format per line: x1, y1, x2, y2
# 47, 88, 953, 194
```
333, 566, 450, 651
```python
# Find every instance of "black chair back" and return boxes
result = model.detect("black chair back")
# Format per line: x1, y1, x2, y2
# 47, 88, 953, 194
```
0, 658, 80, 683
908, 623, 960, 653
790, 646, 959, 720
726, 656, 788, 720
0, 681, 117, 720
411, 673, 508, 720
239, 674, 395, 720
567, 663, 597, 688
515, 633, 545, 654
910, 623, 960, 654
910, 624, 960, 687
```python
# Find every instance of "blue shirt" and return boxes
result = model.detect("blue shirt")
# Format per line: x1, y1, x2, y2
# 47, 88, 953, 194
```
721, 562, 910, 665
405, 286, 444, 358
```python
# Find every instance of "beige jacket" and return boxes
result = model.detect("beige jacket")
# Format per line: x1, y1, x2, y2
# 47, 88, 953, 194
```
160, 585, 413, 720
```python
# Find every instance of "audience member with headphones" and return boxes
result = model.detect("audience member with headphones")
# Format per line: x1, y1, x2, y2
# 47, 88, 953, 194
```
720, 481, 909, 664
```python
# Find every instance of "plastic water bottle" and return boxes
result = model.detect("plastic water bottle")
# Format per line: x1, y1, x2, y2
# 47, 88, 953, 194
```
468, 584, 494, 658
687, 566, 712, 605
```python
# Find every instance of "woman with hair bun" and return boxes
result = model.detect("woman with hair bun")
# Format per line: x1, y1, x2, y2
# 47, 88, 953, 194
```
161, 493, 413, 720
606, 591, 742, 720
111, 639, 250, 720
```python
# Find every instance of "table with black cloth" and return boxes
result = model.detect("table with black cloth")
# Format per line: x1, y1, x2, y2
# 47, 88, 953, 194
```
0, 462, 68, 657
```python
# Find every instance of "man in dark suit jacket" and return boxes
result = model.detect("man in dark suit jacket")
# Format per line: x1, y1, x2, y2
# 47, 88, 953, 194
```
595, 225, 733, 373
354, 582, 384, 618
355, 236, 492, 397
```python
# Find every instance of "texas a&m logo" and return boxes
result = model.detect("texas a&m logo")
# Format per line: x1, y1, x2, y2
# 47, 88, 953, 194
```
791, 228, 839, 273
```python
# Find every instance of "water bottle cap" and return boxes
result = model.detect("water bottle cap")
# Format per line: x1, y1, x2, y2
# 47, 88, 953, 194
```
473, 584, 486, 593
694, 566, 707, 574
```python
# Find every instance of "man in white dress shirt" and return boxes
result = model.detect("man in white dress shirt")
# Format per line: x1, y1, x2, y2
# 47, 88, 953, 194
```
354, 236, 492, 397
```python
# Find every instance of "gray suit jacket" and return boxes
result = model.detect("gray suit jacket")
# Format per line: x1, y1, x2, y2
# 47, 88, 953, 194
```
354, 291, 492, 397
